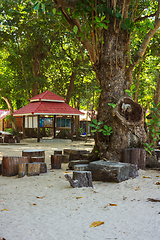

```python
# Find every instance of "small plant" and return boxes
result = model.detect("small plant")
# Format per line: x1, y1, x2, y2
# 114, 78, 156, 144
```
147, 102, 160, 146
125, 84, 137, 98
143, 143, 154, 155
108, 103, 117, 108
90, 119, 113, 136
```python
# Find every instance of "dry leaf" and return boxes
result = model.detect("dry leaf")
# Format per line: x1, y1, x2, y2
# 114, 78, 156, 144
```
135, 187, 140, 191
33, 203, 37, 205
64, 171, 69, 173
1, 209, 9, 212
36, 196, 45, 199
156, 182, 160, 185
156, 176, 160, 178
143, 176, 151, 179
90, 221, 104, 228
76, 197, 83, 199
147, 198, 160, 202
109, 203, 117, 206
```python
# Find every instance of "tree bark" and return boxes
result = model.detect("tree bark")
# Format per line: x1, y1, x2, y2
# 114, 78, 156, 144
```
154, 71, 160, 106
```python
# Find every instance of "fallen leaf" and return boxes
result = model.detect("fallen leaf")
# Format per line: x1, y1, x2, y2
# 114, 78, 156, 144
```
123, 196, 127, 200
64, 171, 69, 173
36, 196, 45, 199
156, 176, 160, 177
1, 209, 9, 212
109, 203, 117, 206
143, 176, 151, 179
135, 187, 140, 191
147, 198, 160, 202
76, 197, 83, 199
33, 203, 37, 205
0, 200, 4, 202
59, 176, 61, 178
90, 221, 104, 228
156, 182, 160, 185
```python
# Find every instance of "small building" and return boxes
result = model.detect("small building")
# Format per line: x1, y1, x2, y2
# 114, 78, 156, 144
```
13, 90, 83, 142
0, 110, 23, 132
79, 110, 97, 134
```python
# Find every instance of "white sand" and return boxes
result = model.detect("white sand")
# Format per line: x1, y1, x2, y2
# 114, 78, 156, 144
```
0, 139, 160, 240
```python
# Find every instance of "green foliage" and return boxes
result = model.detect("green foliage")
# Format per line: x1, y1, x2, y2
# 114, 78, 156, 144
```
125, 84, 137, 98
143, 142, 154, 155
147, 102, 160, 144
90, 119, 113, 136
108, 103, 117, 108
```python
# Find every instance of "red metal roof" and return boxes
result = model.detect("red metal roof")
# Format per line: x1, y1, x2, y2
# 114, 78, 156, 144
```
30, 90, 65, 102
13, 101, 83, 116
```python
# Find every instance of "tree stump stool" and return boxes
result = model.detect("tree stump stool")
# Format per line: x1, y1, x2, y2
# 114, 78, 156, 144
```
68, 160, 89, 170
0, 138, 3, 143
63, 149, 90, 161
22, 149, 45, 162
122, 148, 146, 169
27, 163, 40, 176
2, 156, 30, 176
4, 135, 10, 143
39, 162, 47, 173
30, 156, 45, 163
51, 154, 61, 169
74, 164, 89, 171
61, 154, 70, 163
18, 163, 28, 178
65, 171, 93, 188
54, 150, 63, 155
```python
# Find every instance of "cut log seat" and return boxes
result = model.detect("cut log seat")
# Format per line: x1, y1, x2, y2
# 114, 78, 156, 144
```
63, 149, 90, 161
61, 154, 70, 163
65, 171, 93, 188
68, 160, 89, 170
2, 156, 30, 176
30, 156, 45, 163
89, 160, 138, 182
51, 154, 61, 169
18, 163, 27, 178
122, 148, 146, 169
27, 163, 40, 176
22, 149, 45, 162
54, 150, 63, 155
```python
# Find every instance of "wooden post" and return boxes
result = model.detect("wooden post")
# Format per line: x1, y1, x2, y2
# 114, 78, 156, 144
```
54, 115, 56, 138
71, 116, 74, 141
22, 115, 25, 139
37, 115, 40, 142
122, 148, 146, 170
51, 154, 61, 169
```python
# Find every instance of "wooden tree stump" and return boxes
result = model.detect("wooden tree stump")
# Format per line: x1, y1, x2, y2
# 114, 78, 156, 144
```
54, 150, 63, 155
74, 164, 89, 171
4, 136, 10, 143
63, 149, 90, 161
61, 154, 70, 163
68, 160, 89, 170
22, 149, 45, 162
0, 138, 3, 143
51, 154, 61, 169
18, 163, 28, 178
30, 156, 45, 163
2, 156, 30, 176
65, 171, 93, 188
27, 163, 40, 176
154, 150, 160, 161
122, 148, 146, 169
39, 162, 47, 173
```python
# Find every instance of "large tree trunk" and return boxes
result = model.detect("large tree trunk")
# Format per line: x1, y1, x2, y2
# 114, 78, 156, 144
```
93, 29, 147, 162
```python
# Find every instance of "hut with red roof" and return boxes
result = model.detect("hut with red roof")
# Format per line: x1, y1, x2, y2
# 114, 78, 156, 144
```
13, 90, 83, 142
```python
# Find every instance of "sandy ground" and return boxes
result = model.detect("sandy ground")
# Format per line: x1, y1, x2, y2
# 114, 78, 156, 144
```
0, 138, 160, 240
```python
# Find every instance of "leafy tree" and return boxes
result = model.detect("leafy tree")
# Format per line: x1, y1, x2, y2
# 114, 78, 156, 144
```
42, 0, 160, 160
